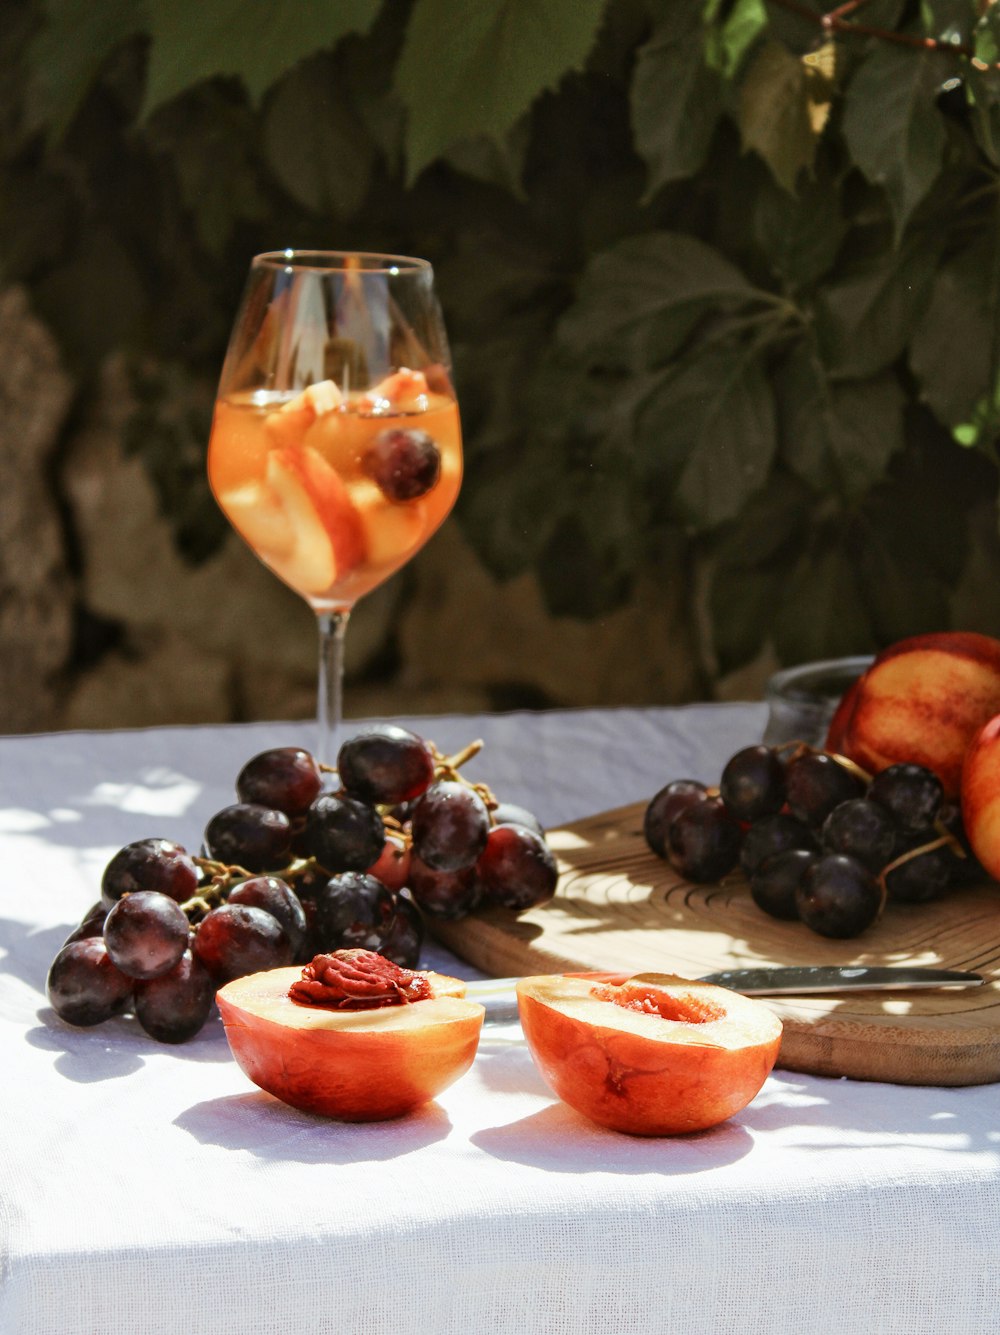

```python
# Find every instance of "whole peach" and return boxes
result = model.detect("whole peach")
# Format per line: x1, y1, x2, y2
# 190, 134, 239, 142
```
961, 714, 1000, 880
825, 632, 1000, 798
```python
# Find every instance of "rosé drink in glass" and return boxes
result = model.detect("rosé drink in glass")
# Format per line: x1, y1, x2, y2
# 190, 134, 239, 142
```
208, 251, 461, 760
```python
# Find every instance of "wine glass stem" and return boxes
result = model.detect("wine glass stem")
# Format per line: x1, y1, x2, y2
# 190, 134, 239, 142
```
316, 609, 350, 767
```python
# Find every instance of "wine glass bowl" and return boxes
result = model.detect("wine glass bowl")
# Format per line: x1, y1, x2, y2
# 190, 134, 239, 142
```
208, 251, 462, 760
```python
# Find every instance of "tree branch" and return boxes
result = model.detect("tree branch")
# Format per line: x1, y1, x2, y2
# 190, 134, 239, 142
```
769, 0, 976, 60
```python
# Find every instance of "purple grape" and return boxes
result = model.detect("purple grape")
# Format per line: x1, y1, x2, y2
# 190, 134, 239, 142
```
719, 745, 785, 822
643, 780, 708, 859
490, 802, 545, 838
884, 841, 955, 904
228, 875, 307, 957
134, 952, 215, 1043
868, 763, 943, 833
103, 890, 190, 980
407, 856, 482, 920
666, 797, 743, 882
337, 724, 435, 805
821, 798, 898, 872
101, 838, 199, 909
785, 753, 865, 826
314, 872, 396, 952
236, 747, 322, 817
63, 902, 108, 945
378, 891, 425, 968
795, 854, 881, 938
192, 903, 293, 982
364, 427, 441, 501
303, 794, 385, 873
411, 781, 489, 872
477, 824, 558, 911
203, 803, 292, 872
750, 848, 817, 921
47, 938, 134, 1027
740, 813, 816, 875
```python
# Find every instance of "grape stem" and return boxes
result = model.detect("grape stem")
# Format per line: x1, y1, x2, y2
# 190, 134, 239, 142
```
431, 737, 499, 812
434, 738, 484, 772
181, 854, 321, 917
775, 739, 873, 785
879, 831, 964, 885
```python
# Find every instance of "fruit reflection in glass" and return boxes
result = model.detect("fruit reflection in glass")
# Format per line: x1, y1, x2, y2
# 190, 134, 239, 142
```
208, 251, 462, 761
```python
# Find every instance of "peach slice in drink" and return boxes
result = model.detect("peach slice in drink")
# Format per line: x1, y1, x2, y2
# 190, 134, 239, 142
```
263, 448, 365, 596
358, 368, 430, 414
264, 379, 344, 450
219, 479, 296, 562
350, 478, 427, 567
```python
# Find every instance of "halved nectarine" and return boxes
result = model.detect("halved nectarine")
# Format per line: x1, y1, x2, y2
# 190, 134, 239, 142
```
516, 973, 782, 1136
217, 963, 483, 1121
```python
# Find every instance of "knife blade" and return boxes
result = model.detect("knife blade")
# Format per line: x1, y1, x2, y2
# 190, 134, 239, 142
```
462, 965, 986, 1026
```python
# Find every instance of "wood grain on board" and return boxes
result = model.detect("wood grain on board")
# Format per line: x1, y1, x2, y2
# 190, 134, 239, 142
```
432, 802, 1000, 1087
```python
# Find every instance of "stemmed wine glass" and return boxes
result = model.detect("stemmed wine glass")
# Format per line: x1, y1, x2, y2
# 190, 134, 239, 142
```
207, 250, 462, 763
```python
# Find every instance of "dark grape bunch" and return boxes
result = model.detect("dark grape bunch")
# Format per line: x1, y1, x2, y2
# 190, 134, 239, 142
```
643, 743, 977, 941
47, 728, 557, 1044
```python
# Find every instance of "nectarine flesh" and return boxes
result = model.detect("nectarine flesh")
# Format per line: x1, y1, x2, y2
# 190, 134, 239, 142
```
516, 973, 782, 1136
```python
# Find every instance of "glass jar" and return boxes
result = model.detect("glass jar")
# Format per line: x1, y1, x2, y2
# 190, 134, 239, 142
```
762, 655, 874, 748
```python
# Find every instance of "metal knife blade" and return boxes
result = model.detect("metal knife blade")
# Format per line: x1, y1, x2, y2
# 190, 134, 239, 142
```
463, 965, 986, 1026
689, 965, 985, 996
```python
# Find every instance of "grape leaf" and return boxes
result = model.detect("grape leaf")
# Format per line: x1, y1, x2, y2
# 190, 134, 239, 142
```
636, 341, 777, 530
394, 0, 607, 180
910, 237, 996, 428
27, 0, 148, 141
750, 168, 847, 289
704, 0, 767, 79
814, 235, 941, 378
557, 231, 761, 370
262, 55, 375, 217
773, 537, 876, 663
841, 45, 947, 237
149, 90, 267, 253
631, 5, 724, 193
143, 0, 380, 114
709, 472, 813, 672
778, 344, 906, 497
738, 40, 825, 194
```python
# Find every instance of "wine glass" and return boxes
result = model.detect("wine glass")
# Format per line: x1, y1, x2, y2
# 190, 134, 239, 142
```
208, 250, 462, 763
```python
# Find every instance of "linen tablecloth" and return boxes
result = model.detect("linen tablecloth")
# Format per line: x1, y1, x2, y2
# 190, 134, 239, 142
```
1, 706, 998, 1335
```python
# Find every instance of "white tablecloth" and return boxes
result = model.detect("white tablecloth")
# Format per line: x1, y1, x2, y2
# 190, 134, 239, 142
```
1, 706, 998, 1335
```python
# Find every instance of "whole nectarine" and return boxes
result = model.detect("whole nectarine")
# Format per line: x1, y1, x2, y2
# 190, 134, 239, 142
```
961, 712, 1000, 880
516, 973, 782, 1136
825, 632, 1000, 798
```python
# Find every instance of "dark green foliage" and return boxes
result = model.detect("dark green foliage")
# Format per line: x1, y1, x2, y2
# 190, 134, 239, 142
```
6, 0, 1000, 676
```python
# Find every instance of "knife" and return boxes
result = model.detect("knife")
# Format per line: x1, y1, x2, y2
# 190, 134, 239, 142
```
461, 965, 986, 1026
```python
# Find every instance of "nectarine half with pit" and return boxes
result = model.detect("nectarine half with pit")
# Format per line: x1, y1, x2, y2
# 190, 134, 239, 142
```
516, 973, 782, 1136
825, 631, 1000, 798
217, 954, 483, 1121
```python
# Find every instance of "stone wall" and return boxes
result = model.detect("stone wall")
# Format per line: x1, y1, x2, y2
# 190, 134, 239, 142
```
1, 288, 713, 737
0, 288, 75, 734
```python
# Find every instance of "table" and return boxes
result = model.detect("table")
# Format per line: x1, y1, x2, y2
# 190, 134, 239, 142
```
2, 706, 998, 1335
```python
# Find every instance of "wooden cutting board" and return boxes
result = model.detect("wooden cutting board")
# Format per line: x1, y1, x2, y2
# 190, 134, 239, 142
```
432, 801, 1000, 1086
